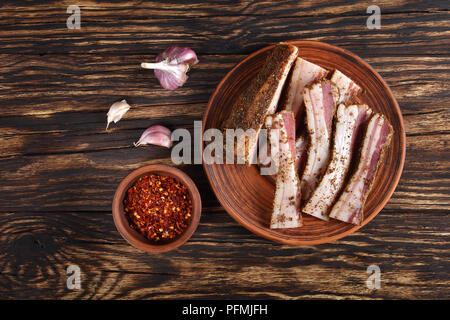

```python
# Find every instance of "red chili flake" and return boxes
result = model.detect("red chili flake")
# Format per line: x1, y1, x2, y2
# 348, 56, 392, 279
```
123, 174, 192, 242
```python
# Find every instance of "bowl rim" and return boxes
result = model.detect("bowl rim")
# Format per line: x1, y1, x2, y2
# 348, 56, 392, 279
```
202, 40, 406, 245
112, 164, 202, 253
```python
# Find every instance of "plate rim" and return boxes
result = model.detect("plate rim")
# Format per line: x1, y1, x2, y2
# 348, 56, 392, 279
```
202, 40, 406, 245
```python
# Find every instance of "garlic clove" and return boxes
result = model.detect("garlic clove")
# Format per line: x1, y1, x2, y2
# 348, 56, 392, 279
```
134, 125, 173, 148
138, 124, 172, 137
106, 99, 131, 130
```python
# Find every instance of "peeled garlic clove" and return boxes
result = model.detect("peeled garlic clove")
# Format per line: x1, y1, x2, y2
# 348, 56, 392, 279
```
134, 125, 173, 148
106, 99, 131, 130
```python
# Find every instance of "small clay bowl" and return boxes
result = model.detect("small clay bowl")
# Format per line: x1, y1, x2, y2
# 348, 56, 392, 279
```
112, 164, 201, 254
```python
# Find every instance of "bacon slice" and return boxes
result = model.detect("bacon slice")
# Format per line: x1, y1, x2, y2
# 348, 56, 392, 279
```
294, 134, 308, 172
222, 43, 298, 165
266, 111, 302, 229
302, 104, 372, 220
300, 80, 339, 201
329, 113, 393, 225
280, 57, 329, 119
331, 70, 362, 105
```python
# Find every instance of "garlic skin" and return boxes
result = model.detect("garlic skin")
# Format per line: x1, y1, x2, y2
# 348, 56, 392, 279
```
141, 46, 199, 90
106, 99, 131, 130
134, 125, 173, 148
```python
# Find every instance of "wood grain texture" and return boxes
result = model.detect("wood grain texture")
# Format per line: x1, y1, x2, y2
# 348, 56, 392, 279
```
0, 0, 449, 299
0, 2, 449, 56
0, 209, 448, 299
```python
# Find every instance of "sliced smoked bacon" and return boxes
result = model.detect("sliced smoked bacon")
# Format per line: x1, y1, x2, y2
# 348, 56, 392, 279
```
331, 70, 362, 105
329, 113, 393, 225
266, 111, 302, 229
280, 57, 329, 119
294, 134, 308, 172
222, 43, 298, 165
300, 80, 339, 201
282, 59, 328, 169
302, 104, 372, 220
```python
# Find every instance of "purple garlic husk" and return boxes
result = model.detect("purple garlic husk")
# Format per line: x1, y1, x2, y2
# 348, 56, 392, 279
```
141, 46, 199, 90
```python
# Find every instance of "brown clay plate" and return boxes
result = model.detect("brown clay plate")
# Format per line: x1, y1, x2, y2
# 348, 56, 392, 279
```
202, 41, 406, 245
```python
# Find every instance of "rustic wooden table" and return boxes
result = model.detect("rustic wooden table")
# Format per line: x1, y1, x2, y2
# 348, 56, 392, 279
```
0, 1, 448, 299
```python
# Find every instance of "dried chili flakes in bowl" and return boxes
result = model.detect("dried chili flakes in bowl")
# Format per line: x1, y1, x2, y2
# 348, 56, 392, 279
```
123, 174, 192, 242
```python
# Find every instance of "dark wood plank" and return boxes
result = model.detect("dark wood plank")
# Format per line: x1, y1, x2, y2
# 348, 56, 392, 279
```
2, 0, 449, 18
0, 209, 448, 299
0, 54, 238, 116
0, 6, 448, 55
0, 54, 447, 117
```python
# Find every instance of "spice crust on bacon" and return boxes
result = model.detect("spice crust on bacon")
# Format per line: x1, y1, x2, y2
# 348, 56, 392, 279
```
300, 80, 339, 201
266, 111, 302, 229
280, 57, 329, 120
222, 43, 298, 165
329, 113, 393, 225
303, 104, 372, 220
330, 70, 362, 105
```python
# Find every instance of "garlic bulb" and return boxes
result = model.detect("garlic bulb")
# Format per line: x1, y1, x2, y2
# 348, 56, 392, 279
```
141, 46, 199, 90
